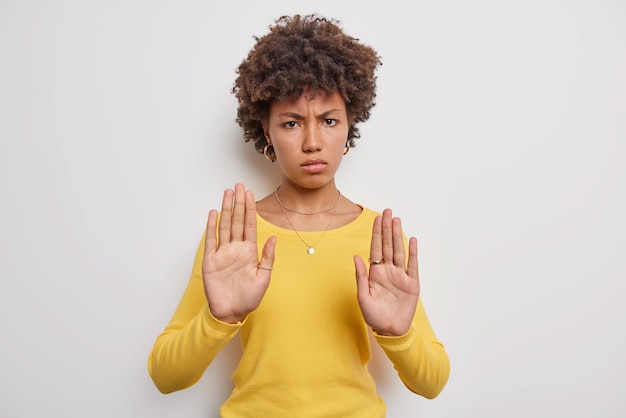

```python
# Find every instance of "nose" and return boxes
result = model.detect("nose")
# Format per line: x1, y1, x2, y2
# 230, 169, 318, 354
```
302, 123, 322, 152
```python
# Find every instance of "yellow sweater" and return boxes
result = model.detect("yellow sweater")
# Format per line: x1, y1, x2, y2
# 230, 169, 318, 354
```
148, 207, 449, 417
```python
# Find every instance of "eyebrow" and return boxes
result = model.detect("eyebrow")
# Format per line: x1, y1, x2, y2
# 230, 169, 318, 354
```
277, 109, 343, 119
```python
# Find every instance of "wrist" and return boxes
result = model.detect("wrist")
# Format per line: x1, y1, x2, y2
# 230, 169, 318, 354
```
207, 306, 246, 325
217, 315, 246, 325
372, 324, 410, 337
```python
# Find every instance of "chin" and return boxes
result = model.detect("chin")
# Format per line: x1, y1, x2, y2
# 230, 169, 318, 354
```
285, 176, 334, 190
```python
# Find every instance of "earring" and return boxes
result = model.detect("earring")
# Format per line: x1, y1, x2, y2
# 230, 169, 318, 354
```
263, 144, 276, 162
343, 142, 350, 155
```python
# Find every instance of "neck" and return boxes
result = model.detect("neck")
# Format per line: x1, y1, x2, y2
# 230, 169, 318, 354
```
275, 182, 341, 215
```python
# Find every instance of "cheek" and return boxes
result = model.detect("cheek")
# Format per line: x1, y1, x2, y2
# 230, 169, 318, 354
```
334, 129, 349, 150
333, 140, 346, 155
272, 141, 297, 161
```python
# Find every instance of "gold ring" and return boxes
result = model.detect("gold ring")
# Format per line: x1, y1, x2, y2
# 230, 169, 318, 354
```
257, 264, 273, 271
368, 258, 384, 265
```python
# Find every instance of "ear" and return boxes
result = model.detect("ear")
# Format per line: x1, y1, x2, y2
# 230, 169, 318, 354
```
261, 119, 271, 144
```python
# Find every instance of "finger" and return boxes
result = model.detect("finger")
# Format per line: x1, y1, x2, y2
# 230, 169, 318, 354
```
407, 236, 419, 281
369, 215, 383, 263
257, 236, 277, 276
219, 188, 234, 243
205, 209, 218, 254
392, 217, 406, 267
244, 189, 257, 244
353, 255, 370, 302
381, 209, 394, 264
230, 183, 246, 241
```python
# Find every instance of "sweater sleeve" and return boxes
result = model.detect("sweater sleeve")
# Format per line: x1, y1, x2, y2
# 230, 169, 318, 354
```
148, 235, 244, 394
373, 298, 450, 399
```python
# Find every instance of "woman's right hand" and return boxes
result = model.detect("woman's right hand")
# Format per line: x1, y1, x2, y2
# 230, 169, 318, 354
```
202, 183, 276, 324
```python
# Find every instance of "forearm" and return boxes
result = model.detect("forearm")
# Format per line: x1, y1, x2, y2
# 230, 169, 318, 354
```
375, 326, 450, 398
148, 305, 242, 394
374, 299, 450, 398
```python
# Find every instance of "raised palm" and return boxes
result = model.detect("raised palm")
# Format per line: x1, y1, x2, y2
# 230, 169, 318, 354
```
202, 184, 276, 324
354, 209, 420, 336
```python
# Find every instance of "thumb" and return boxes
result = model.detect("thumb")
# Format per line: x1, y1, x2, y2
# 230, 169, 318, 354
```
257, 236, 277, 274
353, 255, 370, 301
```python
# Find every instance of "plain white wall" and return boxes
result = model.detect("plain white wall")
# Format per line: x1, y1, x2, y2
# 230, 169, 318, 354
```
1, 1, 625, 417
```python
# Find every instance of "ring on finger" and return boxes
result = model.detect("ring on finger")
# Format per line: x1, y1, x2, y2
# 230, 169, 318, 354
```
257, 264, 273, 271
368, 258, 384, 265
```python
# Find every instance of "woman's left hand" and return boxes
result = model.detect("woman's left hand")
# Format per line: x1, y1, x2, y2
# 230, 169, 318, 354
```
354, 209, 420, 336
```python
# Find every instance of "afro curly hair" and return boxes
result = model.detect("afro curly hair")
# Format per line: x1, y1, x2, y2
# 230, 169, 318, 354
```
232, 14, 382, 156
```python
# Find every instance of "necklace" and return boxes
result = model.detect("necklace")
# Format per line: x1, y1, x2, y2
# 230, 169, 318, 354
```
276, 192, 341, 255
274, 187, 342, 215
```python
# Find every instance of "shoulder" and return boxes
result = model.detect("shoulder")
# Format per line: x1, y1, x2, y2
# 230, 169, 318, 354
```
355, 205, 381, 219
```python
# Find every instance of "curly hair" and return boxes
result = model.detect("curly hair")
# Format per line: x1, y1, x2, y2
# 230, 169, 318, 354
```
232, 14, 382, 156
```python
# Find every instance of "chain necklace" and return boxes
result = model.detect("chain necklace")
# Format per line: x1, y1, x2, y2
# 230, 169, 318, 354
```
274, 186, 342, 215
275, 190, 341, 255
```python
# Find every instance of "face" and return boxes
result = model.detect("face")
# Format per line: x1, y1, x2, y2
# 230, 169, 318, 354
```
263, 89, 349, 190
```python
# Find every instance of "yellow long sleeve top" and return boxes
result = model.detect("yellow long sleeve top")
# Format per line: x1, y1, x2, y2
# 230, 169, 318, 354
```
148, 207, 449, 417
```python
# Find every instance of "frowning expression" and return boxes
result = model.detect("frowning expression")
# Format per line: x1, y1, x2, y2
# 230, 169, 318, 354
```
263, 89, 349, 189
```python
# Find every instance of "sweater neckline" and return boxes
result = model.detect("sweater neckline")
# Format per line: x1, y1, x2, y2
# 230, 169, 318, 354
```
256, 205, 374, 235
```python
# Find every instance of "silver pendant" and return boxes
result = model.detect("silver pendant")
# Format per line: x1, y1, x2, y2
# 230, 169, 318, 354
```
307, 247, 315, 255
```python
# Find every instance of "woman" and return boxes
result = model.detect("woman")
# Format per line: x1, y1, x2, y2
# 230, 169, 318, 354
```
149, 14, 450, 417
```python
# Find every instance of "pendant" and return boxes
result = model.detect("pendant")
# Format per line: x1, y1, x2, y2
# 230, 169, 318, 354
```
307, 247, 315, 255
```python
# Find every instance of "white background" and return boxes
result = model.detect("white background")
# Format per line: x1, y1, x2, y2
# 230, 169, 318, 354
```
1, 1, 625, 417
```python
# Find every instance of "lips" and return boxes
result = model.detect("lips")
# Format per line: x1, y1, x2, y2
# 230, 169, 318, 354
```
301, 159, 327, 173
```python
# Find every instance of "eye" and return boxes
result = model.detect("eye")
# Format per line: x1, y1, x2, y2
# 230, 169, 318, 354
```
283, 121, 299, 128
324, 119, 338, 127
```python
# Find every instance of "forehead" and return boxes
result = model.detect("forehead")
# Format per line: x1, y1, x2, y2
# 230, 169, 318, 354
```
269, 90, 347, 116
